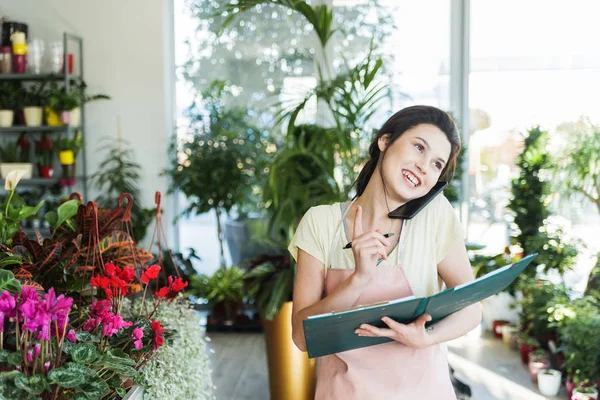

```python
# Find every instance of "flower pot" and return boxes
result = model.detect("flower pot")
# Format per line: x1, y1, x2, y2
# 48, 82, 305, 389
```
501, 325, 518, 346
70, 107, 81, 127
528, 357, 550, 384
0, 110, 14, 127
37, 165, 54, 178
519, 343, 537, 365
45, 107, 62, 126
492, 320, 510, 339
60, 111, 71, 125
537, 369, 562, 396
12, 54, 27, 74
263, 301, 316, 400
481, 292, 519, 331
572, 387, 598, 400
59, 150, 75, 165
23, 106, 43, 127
567, 378, 576, 399
0, 163, 33, 179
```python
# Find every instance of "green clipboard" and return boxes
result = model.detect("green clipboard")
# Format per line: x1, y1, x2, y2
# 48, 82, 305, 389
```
302, 253, 537, 359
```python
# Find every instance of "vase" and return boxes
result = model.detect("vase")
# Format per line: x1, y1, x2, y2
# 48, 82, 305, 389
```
24, 106, 43, 127
263, 301, 316, 400
537, 369, 562, 396
0, 110, 14, 127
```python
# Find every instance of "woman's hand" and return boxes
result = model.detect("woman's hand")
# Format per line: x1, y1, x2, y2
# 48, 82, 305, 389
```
354, 314, 434, 349
350, 205, 391, 282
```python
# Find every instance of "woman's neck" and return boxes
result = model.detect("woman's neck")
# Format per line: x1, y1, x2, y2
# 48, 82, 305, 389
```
351, 171, 406, 230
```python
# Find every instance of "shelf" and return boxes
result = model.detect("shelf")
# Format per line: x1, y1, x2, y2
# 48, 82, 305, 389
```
0, 126, 71, 133
0, 73, 81, 82
1, 178, 59, 187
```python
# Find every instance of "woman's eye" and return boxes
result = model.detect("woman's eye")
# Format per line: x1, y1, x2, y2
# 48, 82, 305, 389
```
415, 144, 424, 152
434, 162, 442, 170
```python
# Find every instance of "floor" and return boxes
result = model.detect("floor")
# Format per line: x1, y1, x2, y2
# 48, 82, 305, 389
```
205, 327, 568, 400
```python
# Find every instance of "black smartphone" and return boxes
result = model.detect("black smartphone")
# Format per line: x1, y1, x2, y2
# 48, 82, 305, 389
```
387, 181, 448, 219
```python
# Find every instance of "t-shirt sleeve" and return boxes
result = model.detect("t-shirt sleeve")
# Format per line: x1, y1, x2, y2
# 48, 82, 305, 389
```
287, 207, 326, 265
435, 196, 466, 264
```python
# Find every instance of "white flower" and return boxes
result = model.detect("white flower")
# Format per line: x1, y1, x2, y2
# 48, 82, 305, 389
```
4, 169, 27, 191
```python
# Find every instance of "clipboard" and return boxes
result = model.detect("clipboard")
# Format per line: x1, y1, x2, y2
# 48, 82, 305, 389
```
302, 253, 537, 359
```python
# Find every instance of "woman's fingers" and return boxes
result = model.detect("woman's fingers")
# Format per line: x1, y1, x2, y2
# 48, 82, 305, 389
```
351, 230, 391, 248
352, 205, 363, 239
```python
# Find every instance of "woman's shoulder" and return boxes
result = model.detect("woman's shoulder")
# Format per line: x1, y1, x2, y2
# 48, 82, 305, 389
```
304, 202, 343, 222
412, 193, 456, 223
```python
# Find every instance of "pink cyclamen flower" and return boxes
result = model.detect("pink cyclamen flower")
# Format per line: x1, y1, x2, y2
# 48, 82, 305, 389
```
90, 300, 112, 319
27, 350, 33, 362
101, 314, 133, 337
0, 290, 16, 332
66, 330, 77, 343
132, 327, 143, 340
44, 362, 50, 372
34, 344, 41, 356
83, 317, 98, 332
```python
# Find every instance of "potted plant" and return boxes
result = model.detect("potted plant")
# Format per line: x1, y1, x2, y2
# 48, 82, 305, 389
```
68, 79, 110, 127
0, 138, 33, 179
54, 131, 82, 187
21, 82, 48, 127
46, 82, 79, 126
35, 133, 54, 178
572, 386, 599, 400
517, 335, 540, 365
163, 80, 271, 268
190, 265, 248, 327
538, 369, 563, 396
528, 348, 550, 384
0, 82, 18, 127
501, 323, 519, 346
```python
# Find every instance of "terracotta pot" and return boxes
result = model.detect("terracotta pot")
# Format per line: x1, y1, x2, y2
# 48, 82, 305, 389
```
519, 343, 537, 365
37, 165, 54, 178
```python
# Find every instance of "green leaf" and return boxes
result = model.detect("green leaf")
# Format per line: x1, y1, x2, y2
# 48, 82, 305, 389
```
55, 200, 79, 230
6, 351, 22, 366
0, 349, 8, 363
18, 200, 45, 220
45, 211, 58, 229
70, 344, 100, 364
0, 269, 21, 294
75, 377, 110, 399
116, 387, 126, 398
0, 370, 21, 380
48, 366, 87, 389
75, 331, 100, 343
14, 373, 48, 395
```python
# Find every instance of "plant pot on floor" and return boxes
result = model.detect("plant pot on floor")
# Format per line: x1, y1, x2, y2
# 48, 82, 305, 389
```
528, 352, 550, 384
537, 369, 562, 396
263, 301, 316, 400
572, 386, 598, 400
0, 163, 32, 179
492, 320, 510, 338
501, 325, 518, 346
23, 106, 43, 127
518, 337, 539, 365
0, 110, 14, 127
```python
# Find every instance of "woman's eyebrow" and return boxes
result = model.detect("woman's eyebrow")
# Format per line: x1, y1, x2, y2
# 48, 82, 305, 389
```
415, 136, 447, 165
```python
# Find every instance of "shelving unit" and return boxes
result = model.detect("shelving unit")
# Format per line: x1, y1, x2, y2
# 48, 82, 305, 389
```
0, 32, 88, 200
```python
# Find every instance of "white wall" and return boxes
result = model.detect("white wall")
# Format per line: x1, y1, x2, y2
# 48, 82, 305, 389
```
0, 0, 177, 247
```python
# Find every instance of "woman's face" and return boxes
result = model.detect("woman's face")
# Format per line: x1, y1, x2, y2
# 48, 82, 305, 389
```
378, 123, 452, 203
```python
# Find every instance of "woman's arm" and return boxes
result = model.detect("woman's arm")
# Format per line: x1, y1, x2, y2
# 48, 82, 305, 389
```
291, 249, 370, 352
355, 240, 482, 347
425, 239, 482, 344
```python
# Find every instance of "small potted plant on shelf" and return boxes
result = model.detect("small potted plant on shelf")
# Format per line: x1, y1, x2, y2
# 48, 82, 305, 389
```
0, 138, 33, 179
538, 369, 563, 397
517, 334, 540, 365
68, 80, 110, 127
22, 81, 48, 127
46, 82, 79, 126
0, 82, 18, 127
54, 131, 82, 187
35, 133, 55, 178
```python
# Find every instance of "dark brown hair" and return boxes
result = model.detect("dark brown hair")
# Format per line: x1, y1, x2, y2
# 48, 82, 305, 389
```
354, 105, 461, 198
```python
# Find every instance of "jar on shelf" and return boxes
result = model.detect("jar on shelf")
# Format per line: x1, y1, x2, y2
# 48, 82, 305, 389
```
0, 46, 12, 73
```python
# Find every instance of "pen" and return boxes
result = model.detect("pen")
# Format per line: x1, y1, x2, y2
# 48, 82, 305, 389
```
343, 232, 395, 249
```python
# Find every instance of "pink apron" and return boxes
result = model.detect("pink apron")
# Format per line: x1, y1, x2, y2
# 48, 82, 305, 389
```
314, 201, 456, 399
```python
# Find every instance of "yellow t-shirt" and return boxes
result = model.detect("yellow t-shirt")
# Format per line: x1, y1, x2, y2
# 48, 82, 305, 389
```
288, 194, 465, 298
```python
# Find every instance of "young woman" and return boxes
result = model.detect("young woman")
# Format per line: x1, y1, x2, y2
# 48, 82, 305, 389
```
288, 105, 481, 399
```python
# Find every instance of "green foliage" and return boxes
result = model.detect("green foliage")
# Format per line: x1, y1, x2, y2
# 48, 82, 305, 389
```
47, 82, 79, 113
243, 254, 294, 320
0, 139, 29, 163
21, 82, 49, 107
0, 82, 20, 110
0, 192, 45, 245
88, 137, 155, 241
558, 296, 600, 383
554, 117, 600, 215
53, 130, 83, 157
44, 199, 79, 232
516, 279, 570, 339
190, 265, 248, 316
0, 269, 21, 293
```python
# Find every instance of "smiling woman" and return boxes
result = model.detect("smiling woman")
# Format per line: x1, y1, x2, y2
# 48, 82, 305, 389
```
288, 105, 481, 399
